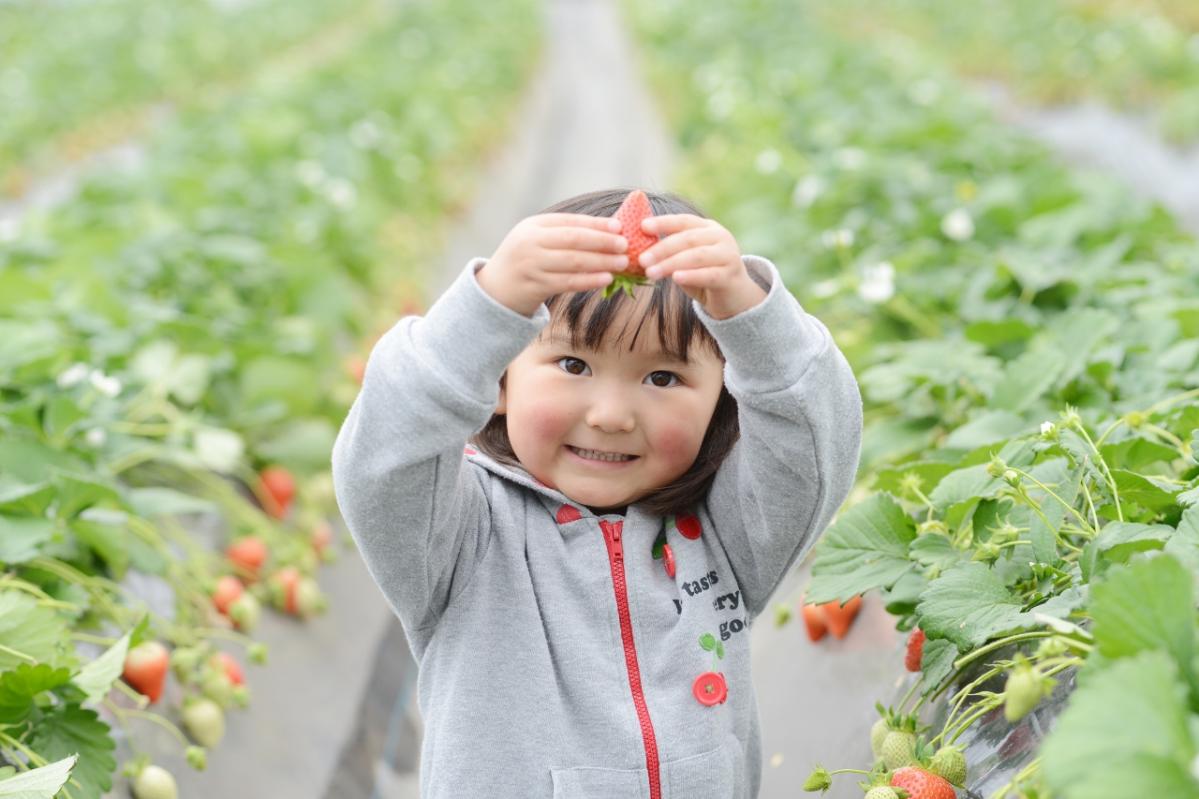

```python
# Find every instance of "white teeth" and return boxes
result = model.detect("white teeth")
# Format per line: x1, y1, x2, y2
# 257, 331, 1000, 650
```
571, 447, 635, 462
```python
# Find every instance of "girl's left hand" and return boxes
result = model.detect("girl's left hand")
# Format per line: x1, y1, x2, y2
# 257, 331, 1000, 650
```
639, 214, 767, 319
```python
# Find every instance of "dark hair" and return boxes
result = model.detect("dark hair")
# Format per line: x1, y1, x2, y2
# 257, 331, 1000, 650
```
470, 187, 741, 517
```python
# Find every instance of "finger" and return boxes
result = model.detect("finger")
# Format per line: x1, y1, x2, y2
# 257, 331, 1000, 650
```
538, 226, 629, 254
540, 249, 632, 274
537, 213, 623, 233
667, 265, 731, 289
644, 244, 731, 279
640, 213, 710, 236
638, 228, 719, 269
556, 271, 614, 293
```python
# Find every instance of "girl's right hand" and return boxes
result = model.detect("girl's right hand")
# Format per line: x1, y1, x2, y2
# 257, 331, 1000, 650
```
476, 214, 630, 316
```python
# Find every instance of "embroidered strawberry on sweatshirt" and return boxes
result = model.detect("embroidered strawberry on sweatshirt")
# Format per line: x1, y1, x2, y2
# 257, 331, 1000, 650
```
693, 632, 728, 706
603, 190, 659, 299
671, 513, 702, 540
651, 524, 676, 578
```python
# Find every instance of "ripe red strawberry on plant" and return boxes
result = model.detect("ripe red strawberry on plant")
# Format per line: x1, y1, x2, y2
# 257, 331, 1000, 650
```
225, 536, 268, 581
800, 597, 827, 642
905, 628, 926, 672
258, 465, 295, 518
602, 189, 659, 299
123, 641, 170, 704
211, 575, 244, 616
821, 594, 862, 639
211, 652, 245, 686
890, 765, 957, 799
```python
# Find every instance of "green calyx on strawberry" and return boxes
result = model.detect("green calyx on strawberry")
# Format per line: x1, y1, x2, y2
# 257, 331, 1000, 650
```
927, 744, 967, 787
889, 766, 956, 799
132, 764, 178, 799
602, 189, 658, 299
1003, 655, 1053, 722
182, 697, 226, 748
123, 641, 170, 704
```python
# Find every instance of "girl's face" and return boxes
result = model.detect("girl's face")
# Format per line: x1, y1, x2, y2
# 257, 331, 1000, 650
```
495, 294, 726, 514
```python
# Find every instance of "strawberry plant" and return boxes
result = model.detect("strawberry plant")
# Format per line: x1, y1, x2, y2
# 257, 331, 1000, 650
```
626, 0, 1199, 795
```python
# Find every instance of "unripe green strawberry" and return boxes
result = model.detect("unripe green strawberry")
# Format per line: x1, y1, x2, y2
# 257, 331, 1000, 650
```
132, 764, 177, 799
185, 746, 207, 772
228, 592, 261, 632
880, 729, 917, 770
870, 717, 890, 758
864, 788, 901, 799
929, 744, 967, 787
182, 698, 225, 748
1004, 663, 1045, 722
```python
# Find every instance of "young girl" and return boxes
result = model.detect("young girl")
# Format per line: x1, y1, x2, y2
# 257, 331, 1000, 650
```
332, 188, 862, 798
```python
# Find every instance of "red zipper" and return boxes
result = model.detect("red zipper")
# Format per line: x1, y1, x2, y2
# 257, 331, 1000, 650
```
600, 519, 661, 799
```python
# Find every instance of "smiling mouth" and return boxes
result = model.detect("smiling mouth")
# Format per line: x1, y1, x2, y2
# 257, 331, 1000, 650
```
567, 445, 639, 463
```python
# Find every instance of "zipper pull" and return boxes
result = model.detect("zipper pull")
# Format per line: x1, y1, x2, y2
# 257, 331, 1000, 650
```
604, 521, 624, 563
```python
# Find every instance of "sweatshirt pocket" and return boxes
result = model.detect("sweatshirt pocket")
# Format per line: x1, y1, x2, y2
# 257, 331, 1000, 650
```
550, 746, 735, 799
663, 745, 736, 798
550, 765, 648, 799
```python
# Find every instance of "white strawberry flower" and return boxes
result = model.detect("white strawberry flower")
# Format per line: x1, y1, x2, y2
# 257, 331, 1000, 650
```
755, 148, 782, 175
821, 228, 855, 249
325, 179, 357, 209
349, 119, 382, 149
791, 175, 825, 208
809, 278, 840, 299
1040, 421, 1056, 437
85, 428, 108, 448
835, 147, 866, 170
295, 160, 326, 188
941, 208, 975, 241
57, 362, 91, 389
858, 261, 895, 304
89, 370, 122, 398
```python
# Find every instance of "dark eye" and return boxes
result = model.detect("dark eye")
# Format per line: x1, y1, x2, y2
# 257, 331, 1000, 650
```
647, 371, 680, 388
556, 357, 589, 376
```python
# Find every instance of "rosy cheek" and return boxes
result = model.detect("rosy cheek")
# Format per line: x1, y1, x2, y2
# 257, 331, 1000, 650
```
651, 423, 701, 466
524, 400, 575, 444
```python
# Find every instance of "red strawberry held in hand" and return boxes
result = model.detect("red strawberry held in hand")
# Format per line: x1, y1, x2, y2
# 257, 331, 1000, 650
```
905, 628, 926, 672
603, 190, 659, 299
890, 765, 957, 799
258, 465, 295, 519
123, 641, 170, 704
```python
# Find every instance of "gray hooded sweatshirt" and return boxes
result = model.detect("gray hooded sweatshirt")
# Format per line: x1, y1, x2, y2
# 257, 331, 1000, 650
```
331, 254, 862, 799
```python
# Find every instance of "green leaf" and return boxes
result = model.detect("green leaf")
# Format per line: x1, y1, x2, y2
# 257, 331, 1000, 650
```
918, 637, 959, 695
941, 410, 1026, 450
698, 633, 716, 651
0, 479, 55, 516
254, 418, 337, 469
1164, 505, 1199, 583
0, 754, 78, 799
51, 471, 124, 520
929, 464, 1003, 510
1111, 470, 1181, 512
908, 534, 961, 572
0, 664, 71, 723
807, 493, 917, 603
71, 633, 131, 705
989, 347, 1067, 412
1094, 522, 1173, 562
126, 487, 218, 517
27, 704, 115, 799
916, 562, 1082, 649
1041, 652, 1199, 799
0, 516, 55, 564
0, 592, 73, 671
68, 518, 129, 577
1100, 438, 1180, 471
1090, 555, 1196, 699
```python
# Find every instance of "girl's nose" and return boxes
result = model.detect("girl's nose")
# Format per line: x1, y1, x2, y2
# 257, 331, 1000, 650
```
584, 389, 636, 434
